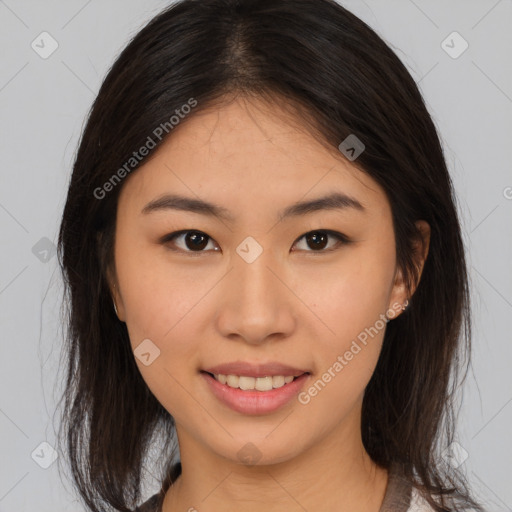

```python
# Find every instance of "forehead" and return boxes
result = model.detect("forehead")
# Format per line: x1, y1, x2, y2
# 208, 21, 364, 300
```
118, 96, 390, 221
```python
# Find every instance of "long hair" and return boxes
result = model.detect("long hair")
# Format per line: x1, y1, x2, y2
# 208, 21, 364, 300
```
57, 1, 484, 510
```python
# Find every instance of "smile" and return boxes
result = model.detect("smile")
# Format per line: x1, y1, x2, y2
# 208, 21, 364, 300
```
200, 371, 311, 415
210, 373, 300, 391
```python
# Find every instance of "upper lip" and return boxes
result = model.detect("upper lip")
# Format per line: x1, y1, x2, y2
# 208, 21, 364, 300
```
202, 361, 310, 378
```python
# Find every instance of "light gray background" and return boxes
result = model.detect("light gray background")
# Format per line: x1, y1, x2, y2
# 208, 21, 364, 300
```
0, 0, 511, 510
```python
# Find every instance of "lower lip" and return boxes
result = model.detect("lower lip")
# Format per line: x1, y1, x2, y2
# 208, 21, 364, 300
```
201, 371, 310, 415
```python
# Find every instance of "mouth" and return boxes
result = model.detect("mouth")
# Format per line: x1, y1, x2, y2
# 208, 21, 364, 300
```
200, 369, 312, 415
200, 371, 309, 392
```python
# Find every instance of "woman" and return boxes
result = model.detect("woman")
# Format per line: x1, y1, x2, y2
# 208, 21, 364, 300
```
57, 1, 485, 511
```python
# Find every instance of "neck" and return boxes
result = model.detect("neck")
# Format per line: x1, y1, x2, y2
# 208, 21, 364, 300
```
162, 415, 388, 512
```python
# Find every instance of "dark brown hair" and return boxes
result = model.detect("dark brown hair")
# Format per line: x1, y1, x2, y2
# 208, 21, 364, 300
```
57, 1, 485, 510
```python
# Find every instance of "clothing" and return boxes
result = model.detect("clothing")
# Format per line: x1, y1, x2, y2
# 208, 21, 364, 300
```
134, 461, 436, 512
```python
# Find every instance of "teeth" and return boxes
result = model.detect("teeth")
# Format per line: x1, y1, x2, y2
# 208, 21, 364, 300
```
213, 374, 297, 391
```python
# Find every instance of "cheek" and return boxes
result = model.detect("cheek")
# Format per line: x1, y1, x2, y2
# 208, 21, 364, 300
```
295, 278, 390, 422
116, 235, 203, 337
116, 225, 396, 414
117, 252, 209, 417
298, 248, 395, 345
114, 238, 216, 392
292, 247, 396, 402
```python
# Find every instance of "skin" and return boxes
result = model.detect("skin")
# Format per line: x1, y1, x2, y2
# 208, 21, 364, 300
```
109, 95, 430, 512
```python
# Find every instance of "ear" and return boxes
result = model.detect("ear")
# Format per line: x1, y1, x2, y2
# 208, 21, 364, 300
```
96, 230, 127, 322
106, 266, 126, 322
387, 220, 430, 318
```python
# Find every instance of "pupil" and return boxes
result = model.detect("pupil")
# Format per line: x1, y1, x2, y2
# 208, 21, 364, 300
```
186, 231, 208, 250
307, 232, 327, 250
184, 231, 328, 251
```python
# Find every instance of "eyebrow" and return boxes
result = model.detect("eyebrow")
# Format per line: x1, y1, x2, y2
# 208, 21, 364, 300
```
141, 192, 366, 222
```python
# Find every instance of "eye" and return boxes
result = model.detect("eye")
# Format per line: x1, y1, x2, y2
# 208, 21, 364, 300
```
161, 230, 220, 254
292, 230, 350, 253
161, 229, 350, 255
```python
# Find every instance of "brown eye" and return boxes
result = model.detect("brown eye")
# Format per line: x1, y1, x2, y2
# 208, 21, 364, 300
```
292, 230, 349, 252
161, 229, 349, 255
306, 232, 328, 250
184, 231, 209, 250
162, 230, 219, 253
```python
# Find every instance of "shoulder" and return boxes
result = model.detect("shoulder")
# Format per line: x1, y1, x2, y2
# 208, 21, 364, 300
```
134, 461, 181, 512
408, 487, 438, 512
380, 462, 439, 512
133, 493, 160, 512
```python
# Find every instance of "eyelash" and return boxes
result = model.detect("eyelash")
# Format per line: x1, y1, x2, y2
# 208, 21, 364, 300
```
160, 229, 351, 256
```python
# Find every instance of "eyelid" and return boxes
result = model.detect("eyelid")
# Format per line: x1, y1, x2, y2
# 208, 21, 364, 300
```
291, 229, 350, 253
160, 229, 351, 255
159, 230, 219, 256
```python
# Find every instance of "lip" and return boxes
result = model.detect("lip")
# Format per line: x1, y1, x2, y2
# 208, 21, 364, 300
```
201, 371, 311, 415
202, 361, 309, 378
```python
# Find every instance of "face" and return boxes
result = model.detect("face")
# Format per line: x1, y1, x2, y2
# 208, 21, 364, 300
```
110, 96, 429, 468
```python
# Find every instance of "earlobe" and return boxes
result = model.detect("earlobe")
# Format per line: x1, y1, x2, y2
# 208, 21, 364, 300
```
386, 220, 430, 319
414, 220, 431, 270
106, 268, 125, 322
112, 284, 119, 317
387, 266, 409, 319
412, 220, 431, 289
110, 282, 126, 322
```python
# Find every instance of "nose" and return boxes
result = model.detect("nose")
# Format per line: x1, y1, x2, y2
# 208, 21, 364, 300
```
214, 245, 297, 346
